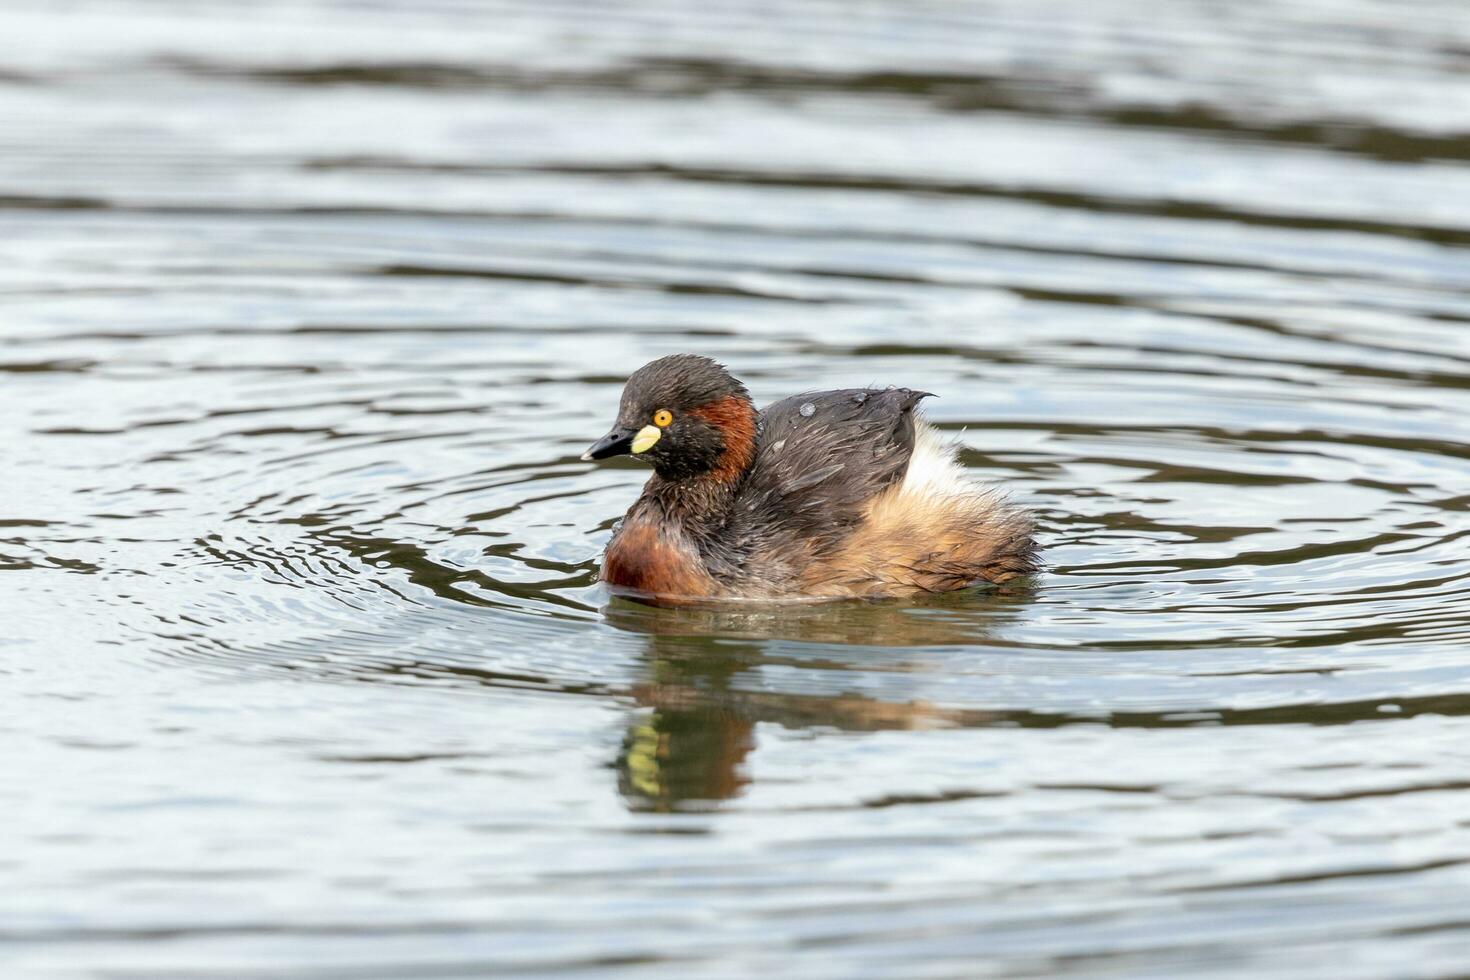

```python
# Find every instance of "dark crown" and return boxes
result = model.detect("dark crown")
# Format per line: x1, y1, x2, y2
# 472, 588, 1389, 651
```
621, 354, 749, 411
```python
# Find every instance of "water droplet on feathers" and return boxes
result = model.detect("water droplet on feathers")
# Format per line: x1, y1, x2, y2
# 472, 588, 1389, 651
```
799, 402, 815, 417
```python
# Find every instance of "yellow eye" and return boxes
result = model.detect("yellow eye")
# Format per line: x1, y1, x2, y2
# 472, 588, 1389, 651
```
653, 409, 673, 427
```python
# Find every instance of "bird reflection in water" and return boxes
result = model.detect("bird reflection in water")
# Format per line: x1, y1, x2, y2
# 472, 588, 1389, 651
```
603, 590, 1027, 812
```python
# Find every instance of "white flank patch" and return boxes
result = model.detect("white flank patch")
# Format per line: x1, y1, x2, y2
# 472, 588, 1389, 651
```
899, 420, 980, 499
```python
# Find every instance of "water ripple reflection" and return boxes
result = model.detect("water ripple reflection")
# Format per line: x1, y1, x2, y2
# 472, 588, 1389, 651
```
6, 0, 1470, 975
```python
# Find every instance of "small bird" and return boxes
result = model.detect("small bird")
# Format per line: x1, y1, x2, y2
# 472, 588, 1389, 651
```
582, 355, 1038, 600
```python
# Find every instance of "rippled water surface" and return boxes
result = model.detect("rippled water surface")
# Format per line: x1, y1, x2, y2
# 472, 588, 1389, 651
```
6, 1, 1470, 976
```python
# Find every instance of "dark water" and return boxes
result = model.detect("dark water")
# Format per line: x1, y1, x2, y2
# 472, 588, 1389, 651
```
6, 0, 1470, 976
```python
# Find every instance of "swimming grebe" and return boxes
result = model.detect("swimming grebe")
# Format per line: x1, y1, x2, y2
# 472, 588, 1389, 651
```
582, 355, 1037, 600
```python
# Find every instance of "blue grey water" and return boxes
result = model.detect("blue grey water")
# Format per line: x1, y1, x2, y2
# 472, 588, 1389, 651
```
4, 0, 1470, 976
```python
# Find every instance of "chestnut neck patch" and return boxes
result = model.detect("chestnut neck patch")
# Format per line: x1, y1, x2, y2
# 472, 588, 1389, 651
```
689, 395, 757, 483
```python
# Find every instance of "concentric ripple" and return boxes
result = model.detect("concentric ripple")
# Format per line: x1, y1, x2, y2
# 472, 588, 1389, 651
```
5, 0, 1470, 976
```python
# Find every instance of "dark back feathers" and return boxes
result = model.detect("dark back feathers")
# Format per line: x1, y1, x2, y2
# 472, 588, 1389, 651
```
726, 387, 930, 564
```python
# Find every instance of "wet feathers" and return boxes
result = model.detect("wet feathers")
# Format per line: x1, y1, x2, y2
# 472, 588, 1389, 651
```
589, 356, 1038, 600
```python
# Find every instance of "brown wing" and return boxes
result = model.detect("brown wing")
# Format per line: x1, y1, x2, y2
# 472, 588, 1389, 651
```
720, 387, 931, 574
